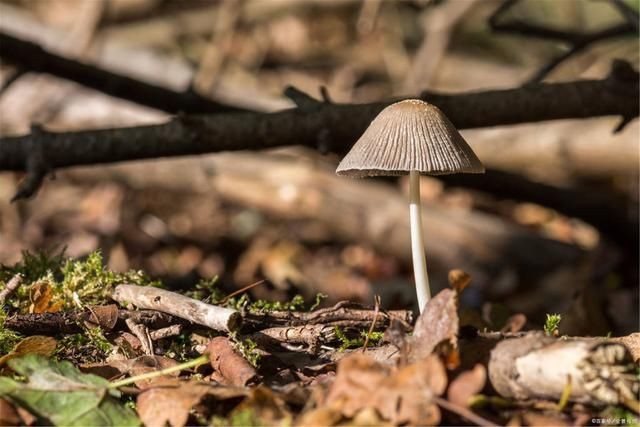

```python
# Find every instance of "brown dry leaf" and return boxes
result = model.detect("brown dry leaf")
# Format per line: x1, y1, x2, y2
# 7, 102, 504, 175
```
447, 364, 487, 407
84, 304, 119, 330
409, 288, 459, 361
296, 405, 343, 427
231, 386, 293, 426
0, 336, 57, 367
448, 269, 471, 294
137, 380, 247, 427
325, 353, 447, 425
29, 281, 62, 313
207, 337, 259, 386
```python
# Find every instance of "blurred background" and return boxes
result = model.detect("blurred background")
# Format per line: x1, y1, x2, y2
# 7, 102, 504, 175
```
0, 0, 638, 334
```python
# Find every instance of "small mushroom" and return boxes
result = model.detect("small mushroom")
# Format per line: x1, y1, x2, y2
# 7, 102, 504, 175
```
336, 99, 484, 312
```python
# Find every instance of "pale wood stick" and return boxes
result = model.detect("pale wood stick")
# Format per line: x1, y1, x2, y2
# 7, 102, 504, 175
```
112, 285, 241, 332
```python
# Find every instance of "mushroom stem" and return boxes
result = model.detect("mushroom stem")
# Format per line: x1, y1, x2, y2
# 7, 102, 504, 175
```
409, 169, 431, 312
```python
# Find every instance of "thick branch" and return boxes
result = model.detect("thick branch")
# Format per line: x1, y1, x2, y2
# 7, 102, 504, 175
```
0, 60, 637, 173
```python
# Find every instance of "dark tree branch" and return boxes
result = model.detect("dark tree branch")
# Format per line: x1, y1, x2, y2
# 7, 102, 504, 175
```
0, 32, 246, 115
489, 0, 638, 83
1, 59, 637, 179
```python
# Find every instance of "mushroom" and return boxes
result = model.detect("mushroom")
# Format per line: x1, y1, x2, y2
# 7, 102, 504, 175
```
336, 99, 484, 313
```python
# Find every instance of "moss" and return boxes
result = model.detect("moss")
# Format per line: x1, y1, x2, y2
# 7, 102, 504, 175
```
54, 327, 113, 363
227, 293, 326, 314
0, 311, 23, 355
229, 332, 261, 368
184, 276, 224, 303
0, 250, 162, 311
544, 313, 562, 336
334, 327, 384, 351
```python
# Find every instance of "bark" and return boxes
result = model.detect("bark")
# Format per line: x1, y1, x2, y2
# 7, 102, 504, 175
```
488, 333, 639, 407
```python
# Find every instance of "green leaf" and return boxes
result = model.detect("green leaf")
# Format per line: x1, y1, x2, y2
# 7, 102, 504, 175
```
0, 355, 139, 426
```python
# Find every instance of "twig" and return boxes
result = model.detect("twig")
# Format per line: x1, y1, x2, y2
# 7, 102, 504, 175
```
247, 324, 336, 350
112, 285, 242, 332
361, 295, 381, 353
243, 300, 412, 331
0, 274, 23, 305
125, 318, 154, 356
149, 324, 183, 341
489, 0, 638, 83
217, 279, 266, 306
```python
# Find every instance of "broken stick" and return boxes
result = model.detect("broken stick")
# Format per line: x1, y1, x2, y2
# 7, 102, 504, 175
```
112, 285, 242, 332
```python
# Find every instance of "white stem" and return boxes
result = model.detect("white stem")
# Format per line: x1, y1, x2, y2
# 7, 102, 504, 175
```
409, 170, 431, 313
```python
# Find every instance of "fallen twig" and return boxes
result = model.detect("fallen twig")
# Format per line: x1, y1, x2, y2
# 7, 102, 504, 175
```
243, 300, 412, 331
112, 285, 242, 333
149, 324, 184, 341
125, 318, 154, 356
0, 274, 23, 305
247, 324, 336, 351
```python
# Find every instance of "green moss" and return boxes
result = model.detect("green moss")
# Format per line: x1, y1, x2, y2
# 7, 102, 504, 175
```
184, 276, 224, 302
544, 313, 562, 336
0, 250, 161, 311
0, 311, 23, 355
229, 332, 261, 368
164, 332, 195, 362
334, 327, 384, 351
57, 252, 161, 307
0, 249, 65, 285
249, 295, 305, 312
54, 327, 113, 363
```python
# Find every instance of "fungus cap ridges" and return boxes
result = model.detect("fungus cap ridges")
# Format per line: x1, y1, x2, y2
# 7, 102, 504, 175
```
336, 99, 485, 177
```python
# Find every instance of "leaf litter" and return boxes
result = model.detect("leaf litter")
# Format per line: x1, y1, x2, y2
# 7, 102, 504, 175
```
0, 251, 638, 426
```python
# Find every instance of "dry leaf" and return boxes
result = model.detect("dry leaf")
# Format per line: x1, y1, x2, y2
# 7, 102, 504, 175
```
29, 282, 62, 313
137, 380, 246, 427
448, 364, 487, 407
84, 304, 119, 330
448, 269, 471, 294
325, 353, 447, 425
409, 288, 459, 361
296, 406, 342, 427
0, 336, 57, 367
231, 386, 292, 426
207, 337, 259, 386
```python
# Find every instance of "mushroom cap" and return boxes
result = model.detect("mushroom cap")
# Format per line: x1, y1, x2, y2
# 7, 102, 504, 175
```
336, 99, 484, 177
